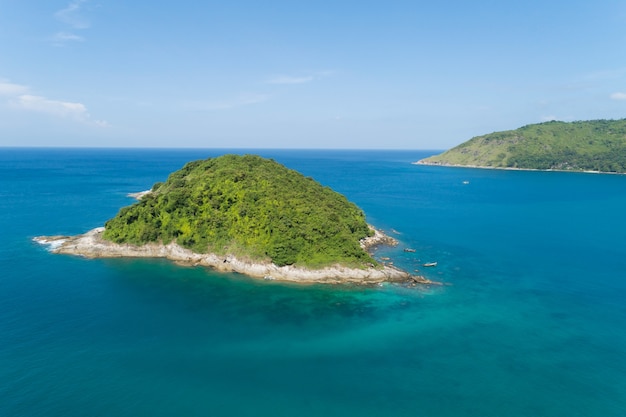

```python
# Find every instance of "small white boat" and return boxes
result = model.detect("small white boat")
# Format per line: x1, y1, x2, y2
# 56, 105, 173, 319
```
422, 262, 438, 267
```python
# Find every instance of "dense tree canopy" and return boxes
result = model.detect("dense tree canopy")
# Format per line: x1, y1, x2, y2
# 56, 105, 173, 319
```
421, 119, 626, 173
102, 154, 376, 268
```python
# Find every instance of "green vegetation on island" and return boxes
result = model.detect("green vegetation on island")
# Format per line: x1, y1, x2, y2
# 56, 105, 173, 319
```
419, 119, 626, 173
102, 154, 377, 268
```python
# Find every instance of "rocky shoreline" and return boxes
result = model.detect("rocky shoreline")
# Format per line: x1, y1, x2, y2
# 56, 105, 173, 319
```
414, 159, 619, 175
34, 227, 435, 285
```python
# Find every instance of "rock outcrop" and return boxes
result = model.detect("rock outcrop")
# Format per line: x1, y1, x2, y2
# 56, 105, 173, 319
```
35, 227, 434, 285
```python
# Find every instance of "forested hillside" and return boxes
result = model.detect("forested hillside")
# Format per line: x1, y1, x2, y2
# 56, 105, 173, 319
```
102, 154, 376, 268
419, 119, 626, 172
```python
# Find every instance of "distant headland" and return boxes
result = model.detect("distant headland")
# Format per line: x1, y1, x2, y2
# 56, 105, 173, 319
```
417, 119, 626, 174
35, 154, 432, 285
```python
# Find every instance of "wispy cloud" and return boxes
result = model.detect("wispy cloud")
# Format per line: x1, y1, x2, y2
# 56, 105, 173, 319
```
54, 0, 90, 29
185, 93, 270, 111
0, 80, 29, 96
267, 76, 315, 85
585, 67, 626, 80
1, 78, 108, 127
610, 92, 626, 100
11, 95, 108, 127
52, 31, 84, 43
17, 94, 80, 117
266, 70, 334, 85
52, 0, 91, 45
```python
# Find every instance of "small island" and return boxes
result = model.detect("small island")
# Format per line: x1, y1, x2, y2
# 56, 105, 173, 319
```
36, 154, 431, 284
417, 119, 626, 173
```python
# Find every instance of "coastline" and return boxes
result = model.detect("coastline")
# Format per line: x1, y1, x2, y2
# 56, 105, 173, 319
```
414, 159, 624, 175
34, 227, 435, 285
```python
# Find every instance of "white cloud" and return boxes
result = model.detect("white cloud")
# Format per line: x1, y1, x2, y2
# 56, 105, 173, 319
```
610, 92, 626, 100
0, 80, 29, 96
11, 94, 108, 127
50, 32, 84, 47
266, 71, 334, 85
15, 94, 85, 116
52, 0, 91, 45
52, 31, 84, 43
0, 78, 108, 127
54, 0, 90, 29
186, 93, 270, 111
585, 67, 626, 80
267, 76, 315, 85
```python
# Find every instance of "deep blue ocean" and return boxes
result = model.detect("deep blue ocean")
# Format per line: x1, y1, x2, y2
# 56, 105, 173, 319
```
1, 148, 625, 416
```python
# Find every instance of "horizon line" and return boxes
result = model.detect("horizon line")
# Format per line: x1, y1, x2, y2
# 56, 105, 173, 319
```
0, 145, 445, 152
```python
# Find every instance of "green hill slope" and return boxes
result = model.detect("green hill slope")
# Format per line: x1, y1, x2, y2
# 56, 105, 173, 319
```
102, 154, 376, 268
419, 119, 626, 173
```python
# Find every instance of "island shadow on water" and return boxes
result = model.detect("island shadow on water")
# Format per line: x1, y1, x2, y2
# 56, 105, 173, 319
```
93, 255, 437, 331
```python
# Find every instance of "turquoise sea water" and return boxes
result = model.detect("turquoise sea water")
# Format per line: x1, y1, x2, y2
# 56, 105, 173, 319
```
1, 148, 625, 416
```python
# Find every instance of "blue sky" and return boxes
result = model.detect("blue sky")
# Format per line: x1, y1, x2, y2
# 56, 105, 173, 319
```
1, 1, 625, 149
